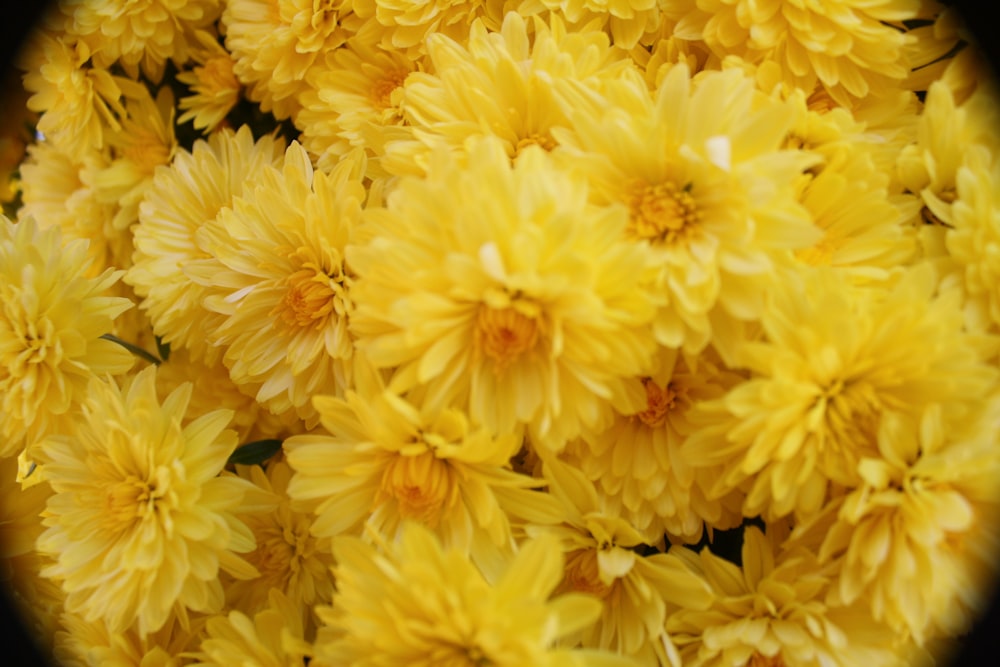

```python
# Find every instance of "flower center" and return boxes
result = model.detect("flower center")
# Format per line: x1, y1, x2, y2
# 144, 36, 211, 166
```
635, 378, 679, 428
274, 260, 344, 330
376, 450, 459, 528
560, 548, 613, 598
104, 474, 162, 529
371, 70, 408, 111
514, 132, 557, 156
626, 180, 699, 244
747, 652, 786, 667
475, 305, 538, 371
120, 127, 172, 172
198, 56, 239, 94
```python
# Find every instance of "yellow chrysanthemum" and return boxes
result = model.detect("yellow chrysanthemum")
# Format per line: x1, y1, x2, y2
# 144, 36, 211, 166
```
383, 11, 632, 175
224, 460, 333, 637
360, 0, 502, 53
126, 125, 285, 365
35, 367, 264, 637
189, 142, 365, 425
674, 0, 930, 107
565, 348, 744, 545
550, 63, 820, 358
189, 588, 311, 666
285, 358, 557, 578
517, 0, 664, 48
57, 0, 222, 81
946, 145, 1000, 332
0, 215, 134, 459
222, 0, 355, 120
90, 83, 177, 235
311, 521, 625, 667
791, 402, 1000, 644
19, 32, 129, 160
349, 136, 657, 451
53, 612, 204, 667
666, 526, 900, 667
17, 140, 125, 276
684, 265, 999, 521
527, 458, 714, 664
177, 30, 243, 134
295, 29, 417, 175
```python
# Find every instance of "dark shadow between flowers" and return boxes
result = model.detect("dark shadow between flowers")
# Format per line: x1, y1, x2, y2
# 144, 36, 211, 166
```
1, 1, 1000, 666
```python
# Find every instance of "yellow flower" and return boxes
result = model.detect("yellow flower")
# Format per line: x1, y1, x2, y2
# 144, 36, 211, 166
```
295, 29, 417, 175
517, 0, 664, 48
565, 348, 745, 545
532, 458, 715, 664
349, 136, 657, 450
551, 63, 820, 358
383, 11, 631, 175
311, 521, 624, 667
19, 32, 129, 160
0, 215, 134, 459
57, 0, 222, 81
189, 142, 365, 425
35, 367, 263, 637
90, 83, 178, 234
224, 460, 333, 638
684, 265, 999, 521
189, 589, 311, 667
795, 402, 1000, 644
945, 145, 1000, 332
222, 0, 355, 120
666, 526, 900, 667
177, 30, 243, 134
17, 140, 125, 276
675, 0, 930, 107
363, 0, 501, 53
126, 125, 286, 365
53, 611, 204, 667
285, 358, 557, 579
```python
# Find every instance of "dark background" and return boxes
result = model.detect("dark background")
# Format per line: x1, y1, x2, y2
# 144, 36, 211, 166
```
1, 0, 998, 665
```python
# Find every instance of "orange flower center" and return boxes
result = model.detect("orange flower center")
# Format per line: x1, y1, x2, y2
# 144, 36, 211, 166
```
197, 56, 239, 94
371, 70, 408, 111
635, 378, 678, 428
514, 132, 557, 156
475, 305, 538, 371
376, 450, 459, 528
560, 548, 613, 598
274, 261, 343, 330
747, 652, 786, 667
627, 180, 699, 244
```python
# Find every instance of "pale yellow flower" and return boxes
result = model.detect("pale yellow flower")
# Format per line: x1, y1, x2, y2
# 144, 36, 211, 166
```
126, 125, 286, 365
361, 0, 502, 53
349, 136, 657, 451
516, 0, 664, 48
190, 142, 365, 425
311, 521, 627, 667
0, 215, 134, 459
35, 367, 264, 636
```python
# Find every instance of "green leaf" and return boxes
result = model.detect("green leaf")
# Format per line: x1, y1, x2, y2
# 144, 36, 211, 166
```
228, 439, 283, 466
100, 334, 162, 365
155, 336, 171, 363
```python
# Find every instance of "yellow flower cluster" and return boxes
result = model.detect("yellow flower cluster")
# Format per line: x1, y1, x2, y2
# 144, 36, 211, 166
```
2, 1, 999, 666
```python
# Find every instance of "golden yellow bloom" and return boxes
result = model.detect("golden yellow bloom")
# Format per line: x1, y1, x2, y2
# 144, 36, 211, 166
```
35, 367, 263, 637
53, 611, 204, 667
0, 215, 134, 459
126, 125, 286, 365
295, 30, 417, 175
667, 526, 899, 667
58, 0, 222, 81
285, 359, 556, 579
350, 136, 657, 450
532, 458, 715, 664
190, 589, 311, 666
17, 140, 126, 276
674, 0, 929, 107
551, 63, 820, 358
222, 0, 354, 120
19, 32, 129, 160
565, 348, 744, 545
189, 142, 364, 425
224, 460, 333, 638
384, 11, 632, 175
177, 30, 243, 134
794, 401, 1000, 644
946, 145, 1000, 332
684, 265, 999, 521
311, 521, 624, 667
